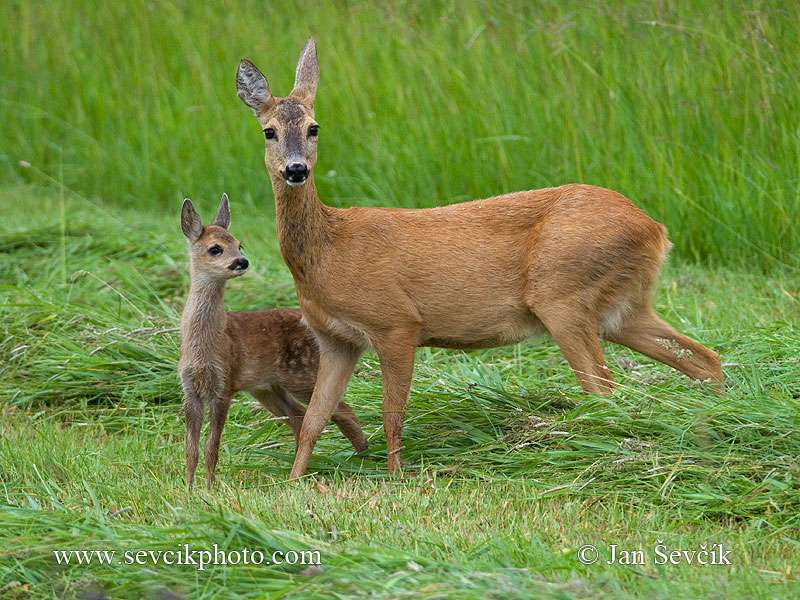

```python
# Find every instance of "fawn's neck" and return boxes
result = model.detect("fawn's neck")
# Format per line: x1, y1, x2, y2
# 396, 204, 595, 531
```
271, 174, 332, 282
181, 275, 228, 357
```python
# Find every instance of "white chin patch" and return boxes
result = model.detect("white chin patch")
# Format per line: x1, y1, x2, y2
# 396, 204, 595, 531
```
286, 179, 306, 188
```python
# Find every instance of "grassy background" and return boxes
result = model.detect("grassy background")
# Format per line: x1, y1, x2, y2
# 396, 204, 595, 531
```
2, 0, 799, 269
2, 1, 800, 598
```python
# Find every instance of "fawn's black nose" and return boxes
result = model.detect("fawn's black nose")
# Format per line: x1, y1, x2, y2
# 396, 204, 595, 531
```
229, 257, 249, 271
284, 162, 309, 184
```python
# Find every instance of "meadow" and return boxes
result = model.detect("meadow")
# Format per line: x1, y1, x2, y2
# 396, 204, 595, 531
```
1, 1, 799, 598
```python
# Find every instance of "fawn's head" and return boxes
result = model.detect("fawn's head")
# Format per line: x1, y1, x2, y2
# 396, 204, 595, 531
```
236, 38, 320, 188
181, 194, 249, 281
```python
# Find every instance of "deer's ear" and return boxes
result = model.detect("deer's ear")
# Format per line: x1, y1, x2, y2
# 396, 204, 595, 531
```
213, 193, 231, 229
237, 59, 272, 114
291, 37, 319, 106
181, 199, 203, 241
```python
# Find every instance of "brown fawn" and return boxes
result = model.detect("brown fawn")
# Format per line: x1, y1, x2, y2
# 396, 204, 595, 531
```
179, 194, 367, 489
236, 39, 723, 478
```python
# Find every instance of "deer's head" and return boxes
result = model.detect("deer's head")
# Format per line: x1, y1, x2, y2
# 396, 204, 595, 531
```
236, 39, 320, 188
181, 194, 249, 281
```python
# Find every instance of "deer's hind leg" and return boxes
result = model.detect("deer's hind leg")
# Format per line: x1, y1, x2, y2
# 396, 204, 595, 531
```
534, 302, 615, 395
604, 307, 723, 389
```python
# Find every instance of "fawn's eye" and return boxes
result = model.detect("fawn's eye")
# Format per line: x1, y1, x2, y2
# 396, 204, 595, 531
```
308, 125, 319, 137
264, 128, 276, 140
208, 245, 223, 256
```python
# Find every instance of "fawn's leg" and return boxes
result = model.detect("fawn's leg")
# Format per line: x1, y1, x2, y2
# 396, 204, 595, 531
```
289, 340, 362, 479
374, 331, 418, 474
205, 395, 232, 488
253, 388, 305, 439
256, 387, 367, 453
605, 308, 723, 388
330, 400, 369, 453
183, 387, 203, 491
277, 386, 368, 453
275, 389, 309, 439
537, 304, 614, 395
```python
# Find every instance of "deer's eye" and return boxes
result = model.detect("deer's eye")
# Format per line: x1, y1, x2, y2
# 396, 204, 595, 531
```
308, 125, 319, 137
264, 128, 276, 140
208, 245, 223, 256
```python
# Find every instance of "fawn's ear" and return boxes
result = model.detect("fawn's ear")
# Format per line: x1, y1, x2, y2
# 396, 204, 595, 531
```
181, 199, 203, 241
212, 193, 231, 229
237, 59, 272, 115
290, 37, 319, 107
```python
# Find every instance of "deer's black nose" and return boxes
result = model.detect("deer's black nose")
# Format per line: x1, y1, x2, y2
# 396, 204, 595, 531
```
284, 162, 308, 183
229, 257, 249, 271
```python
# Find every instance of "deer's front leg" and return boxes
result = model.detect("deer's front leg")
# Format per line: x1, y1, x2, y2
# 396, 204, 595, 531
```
289, 339, 362, 479
375, 333, 417, 475
181, 380, 203, 491
205, 394, 233, 488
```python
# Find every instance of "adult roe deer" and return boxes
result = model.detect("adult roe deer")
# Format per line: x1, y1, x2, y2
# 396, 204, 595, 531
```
179, 194, 367, 489
236, 39, 723, 478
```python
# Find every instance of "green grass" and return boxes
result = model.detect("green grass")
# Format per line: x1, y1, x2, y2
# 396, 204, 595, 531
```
1, 188, 799, 598
1, 1, 799, 270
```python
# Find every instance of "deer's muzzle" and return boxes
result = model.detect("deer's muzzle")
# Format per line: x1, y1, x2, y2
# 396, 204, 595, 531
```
229, 257, 249, 272
283, 161, 309, 186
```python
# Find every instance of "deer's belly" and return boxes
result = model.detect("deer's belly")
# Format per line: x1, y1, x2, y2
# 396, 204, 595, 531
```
420, 306, 544, 349
300, 282, 543, 350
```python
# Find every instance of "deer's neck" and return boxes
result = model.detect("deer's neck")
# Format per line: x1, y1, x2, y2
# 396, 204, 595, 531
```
181, 276, 228, 357
272, 174, 332, 282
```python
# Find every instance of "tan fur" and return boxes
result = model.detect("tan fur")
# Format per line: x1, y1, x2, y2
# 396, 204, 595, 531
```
236, 40, 723, 478
178, 196, 367, 490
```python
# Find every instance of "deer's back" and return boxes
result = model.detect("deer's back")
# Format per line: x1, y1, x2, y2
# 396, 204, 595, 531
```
330, 183, 660, 257
315, 184, 665, 302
